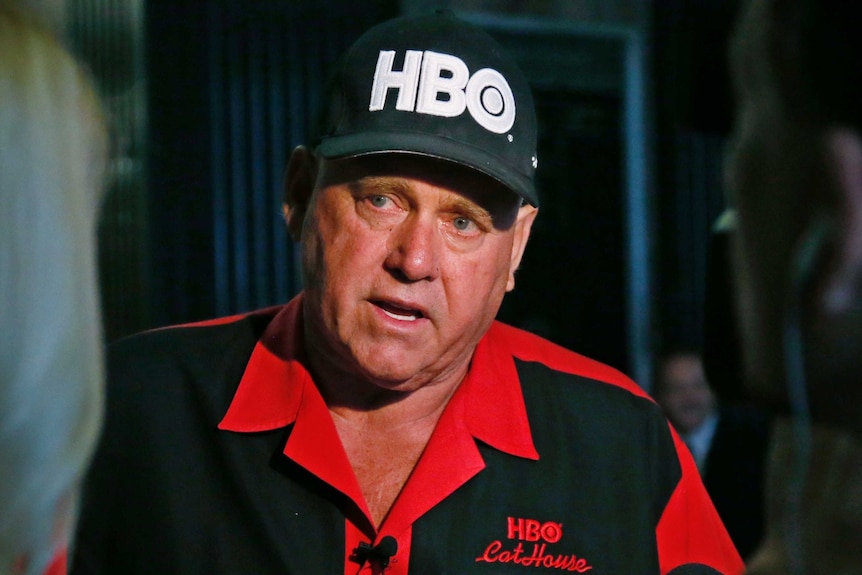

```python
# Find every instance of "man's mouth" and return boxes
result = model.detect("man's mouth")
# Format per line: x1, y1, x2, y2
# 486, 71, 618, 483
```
373, 300, 425, 322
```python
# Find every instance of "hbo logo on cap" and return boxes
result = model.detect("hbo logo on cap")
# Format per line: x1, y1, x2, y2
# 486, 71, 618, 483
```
369, 50, 516, 134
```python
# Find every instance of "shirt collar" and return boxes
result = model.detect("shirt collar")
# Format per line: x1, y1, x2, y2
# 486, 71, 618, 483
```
682, 411, 719, 469
462, 322, 539, 459
217, 295, 308, 432
218, 294, 538, 461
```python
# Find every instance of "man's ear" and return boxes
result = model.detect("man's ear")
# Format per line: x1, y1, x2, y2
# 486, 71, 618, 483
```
506, 205, 539, 292
820, 128, 862, 312
283, 145, 318, 241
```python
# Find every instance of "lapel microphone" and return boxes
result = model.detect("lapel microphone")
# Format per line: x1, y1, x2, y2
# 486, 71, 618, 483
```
355, 535, 398, 570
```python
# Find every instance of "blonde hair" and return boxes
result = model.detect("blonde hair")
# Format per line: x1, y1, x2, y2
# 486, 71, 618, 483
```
0, 4, 108, 575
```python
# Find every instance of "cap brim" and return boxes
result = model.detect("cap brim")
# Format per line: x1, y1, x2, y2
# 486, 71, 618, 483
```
317, 132, 538, 207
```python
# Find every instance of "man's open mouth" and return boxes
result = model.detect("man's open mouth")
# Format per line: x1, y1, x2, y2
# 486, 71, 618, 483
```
374, 300, 425, 322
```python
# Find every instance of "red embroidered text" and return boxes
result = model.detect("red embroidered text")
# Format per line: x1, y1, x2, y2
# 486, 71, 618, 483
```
475, 542, 592, 572
508, 517, 564, 543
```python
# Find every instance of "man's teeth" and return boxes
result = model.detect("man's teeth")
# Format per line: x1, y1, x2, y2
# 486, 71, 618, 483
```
382, 308, 418, 321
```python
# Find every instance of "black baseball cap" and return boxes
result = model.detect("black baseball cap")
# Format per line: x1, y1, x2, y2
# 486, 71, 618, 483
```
314, 10, 539, 207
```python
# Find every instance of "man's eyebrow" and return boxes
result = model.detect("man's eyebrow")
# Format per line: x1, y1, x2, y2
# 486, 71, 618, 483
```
348, 176, 411, 195
446, 195, 492, 221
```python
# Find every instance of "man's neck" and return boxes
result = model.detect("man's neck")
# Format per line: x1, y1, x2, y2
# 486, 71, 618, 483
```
317, 357, 466, 529
307, 345, 468, 421
301, 327, 472, 528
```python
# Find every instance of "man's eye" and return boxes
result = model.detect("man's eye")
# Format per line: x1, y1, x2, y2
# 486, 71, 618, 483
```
369, 195, 389, 208
453, 216, 475, 231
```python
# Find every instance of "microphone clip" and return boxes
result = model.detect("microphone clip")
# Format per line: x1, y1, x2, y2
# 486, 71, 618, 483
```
354, 535, 398, 570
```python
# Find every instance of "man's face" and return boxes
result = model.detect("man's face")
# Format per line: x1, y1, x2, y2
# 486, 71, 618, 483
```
724, 0, 862, 417
296, 154, 536, 393
656, 354, 716, 435
724, 0, 820, 403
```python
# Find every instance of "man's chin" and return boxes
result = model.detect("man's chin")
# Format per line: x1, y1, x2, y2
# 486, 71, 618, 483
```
364, 370, 435, 394
357, 354, 466, 395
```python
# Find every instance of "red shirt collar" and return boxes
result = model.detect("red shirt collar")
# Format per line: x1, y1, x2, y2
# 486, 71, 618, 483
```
218, 293, 538, 461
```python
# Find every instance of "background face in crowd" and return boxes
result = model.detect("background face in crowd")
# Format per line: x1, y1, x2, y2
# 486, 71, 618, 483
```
298, 154, 535, 393
656, 354, 716, 435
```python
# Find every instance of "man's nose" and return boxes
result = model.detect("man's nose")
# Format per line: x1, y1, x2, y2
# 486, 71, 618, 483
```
384, 214, 441, 282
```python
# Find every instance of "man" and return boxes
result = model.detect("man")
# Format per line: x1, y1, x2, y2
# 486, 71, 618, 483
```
71, 11, 742, 574
655, 352, 720, 469
654, 350, 770, 560
724, 0, 862, 572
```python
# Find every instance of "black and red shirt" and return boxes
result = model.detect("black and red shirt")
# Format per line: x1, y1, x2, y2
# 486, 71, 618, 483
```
71, 294, 743, 575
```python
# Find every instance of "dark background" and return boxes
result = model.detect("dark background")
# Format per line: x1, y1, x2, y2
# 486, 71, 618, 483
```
65, 0, 740, 391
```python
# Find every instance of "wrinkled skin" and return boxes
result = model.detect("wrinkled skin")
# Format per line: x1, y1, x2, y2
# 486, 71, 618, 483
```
284, 148, 537, 409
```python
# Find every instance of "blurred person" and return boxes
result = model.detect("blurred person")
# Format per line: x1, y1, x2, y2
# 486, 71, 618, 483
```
72, 10, 743, 574
655, 350, 771, 560
655, 351, 719, 465
725, 0, 862, 572
0, 3, 108, 575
